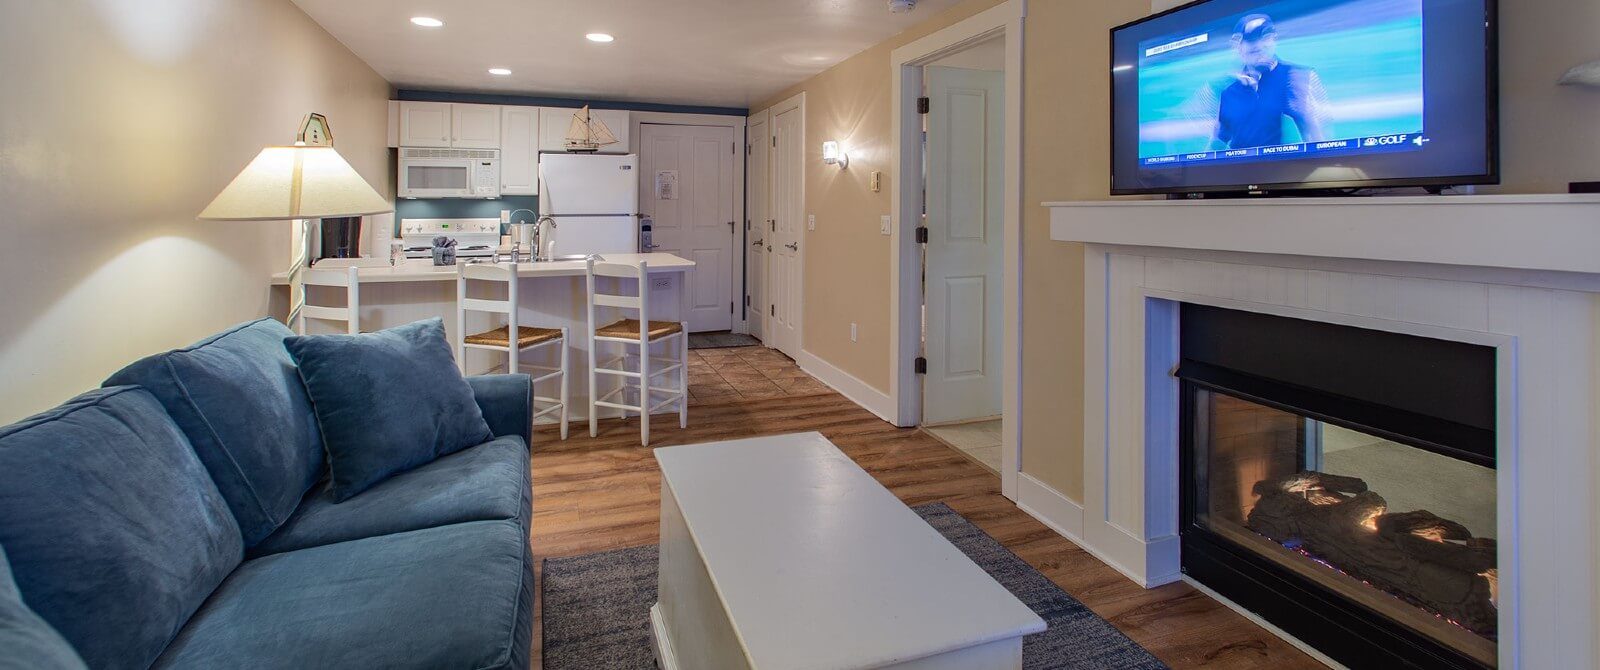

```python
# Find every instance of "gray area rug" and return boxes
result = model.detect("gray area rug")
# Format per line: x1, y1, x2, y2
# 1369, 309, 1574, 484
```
687, 332, 761, 349
541, 503, 1168, 669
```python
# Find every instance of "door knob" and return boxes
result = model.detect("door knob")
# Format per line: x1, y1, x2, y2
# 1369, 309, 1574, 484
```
785, 242, 799, 251
751, 238, 764, 246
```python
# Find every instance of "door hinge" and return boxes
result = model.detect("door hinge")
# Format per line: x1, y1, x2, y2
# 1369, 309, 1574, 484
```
730, 301, 735, 314
915, 226, 929, 244
914, 357, 928, 374
772, 136, 777, 147
770, 304, 776, 317
917, 97, 930, 114
744, 295, 750, 307
732, 142, 736, 155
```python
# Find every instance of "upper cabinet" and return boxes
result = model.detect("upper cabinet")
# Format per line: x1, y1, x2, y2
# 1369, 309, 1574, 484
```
396, 101, 501, 149
499, 106, 539, 196
394, 102, 632, 194
539, 107, 631, 154
398, 101, 452, 148
451, 104, 501, 149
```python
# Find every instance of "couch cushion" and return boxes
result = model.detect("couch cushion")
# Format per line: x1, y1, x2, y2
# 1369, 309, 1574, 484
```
154, 520, 532, 670
104, 318, 324, 546
285, 318, 494, 501
250, 435, 530, 557
0, 544, 86, 670
0, 388, 242, 670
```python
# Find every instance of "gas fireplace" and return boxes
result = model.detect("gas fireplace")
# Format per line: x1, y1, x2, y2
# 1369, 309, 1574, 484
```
1178, 304, 1498, 669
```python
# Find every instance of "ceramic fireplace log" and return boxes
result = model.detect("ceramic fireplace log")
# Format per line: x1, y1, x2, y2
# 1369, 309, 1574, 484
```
1248, 472, 1498, 635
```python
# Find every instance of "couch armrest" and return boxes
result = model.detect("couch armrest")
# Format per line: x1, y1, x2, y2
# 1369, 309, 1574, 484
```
467, 374, 532, 447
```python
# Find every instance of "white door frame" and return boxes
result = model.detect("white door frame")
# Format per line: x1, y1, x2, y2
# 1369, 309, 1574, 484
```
630, 112, 749, 334
745, 110, 771, 342
890, 0, 1025, 500
760, 92, 805, 357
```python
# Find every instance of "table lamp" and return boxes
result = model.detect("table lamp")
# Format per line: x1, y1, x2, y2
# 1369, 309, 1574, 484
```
198, 113, 392, 328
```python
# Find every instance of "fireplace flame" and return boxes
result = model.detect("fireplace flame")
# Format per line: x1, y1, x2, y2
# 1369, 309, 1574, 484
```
1481, 569, 1498, 609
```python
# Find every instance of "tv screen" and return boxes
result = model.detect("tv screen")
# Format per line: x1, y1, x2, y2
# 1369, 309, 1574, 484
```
1111, 0, 1497, 195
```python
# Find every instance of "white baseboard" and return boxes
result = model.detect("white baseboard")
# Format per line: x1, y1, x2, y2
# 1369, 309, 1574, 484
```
1015, 473, 1085, 541
1181, 576, 1348, 670
1015, 473, 1180, 589
796, 350, 897, 423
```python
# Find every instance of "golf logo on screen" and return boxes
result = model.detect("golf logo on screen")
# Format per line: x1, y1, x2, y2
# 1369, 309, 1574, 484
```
1135, 0, 1426, 170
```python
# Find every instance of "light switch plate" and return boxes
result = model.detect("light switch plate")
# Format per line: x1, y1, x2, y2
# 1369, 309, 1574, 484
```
850, 323, 858, 342
880, 215, 892, 235
651, 277, 671, 290
808, 214, 816, 231
500, 210, 511, 224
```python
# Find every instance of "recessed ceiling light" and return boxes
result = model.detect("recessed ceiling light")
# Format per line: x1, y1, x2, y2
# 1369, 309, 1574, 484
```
488, 68, 512, 76
410, 16, 443, 27
586, 33, 614, 43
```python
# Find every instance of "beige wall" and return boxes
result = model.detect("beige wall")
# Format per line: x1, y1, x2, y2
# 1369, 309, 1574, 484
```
754, 0, 1600, 502
0, 0, 392, 423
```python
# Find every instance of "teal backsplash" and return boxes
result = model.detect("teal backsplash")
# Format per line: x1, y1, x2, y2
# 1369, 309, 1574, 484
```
393, 196, 540, 234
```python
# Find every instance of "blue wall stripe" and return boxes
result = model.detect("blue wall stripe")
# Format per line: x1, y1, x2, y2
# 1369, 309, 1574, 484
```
396, 89, 748, 117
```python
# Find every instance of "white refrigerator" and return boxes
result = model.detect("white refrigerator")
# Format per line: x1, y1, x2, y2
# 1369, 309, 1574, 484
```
538, 153, 639, 256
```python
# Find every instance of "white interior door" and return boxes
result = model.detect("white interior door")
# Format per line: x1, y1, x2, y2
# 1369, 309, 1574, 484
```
768, 103, 804, 359
923, 65, 1003, 424
746, 112, 770, 341
640, 124, 736, 332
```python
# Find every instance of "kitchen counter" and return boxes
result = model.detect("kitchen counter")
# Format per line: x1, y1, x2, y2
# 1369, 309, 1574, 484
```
270, 253, 695, 285
274, 252, 696, 424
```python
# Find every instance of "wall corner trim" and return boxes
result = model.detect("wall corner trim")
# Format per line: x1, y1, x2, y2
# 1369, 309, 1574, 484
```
1015, 472, 1179, 589
796, 350, 898, 424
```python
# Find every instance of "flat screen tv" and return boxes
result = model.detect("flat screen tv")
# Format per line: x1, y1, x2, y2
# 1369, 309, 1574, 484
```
1111, 0, 1498, 196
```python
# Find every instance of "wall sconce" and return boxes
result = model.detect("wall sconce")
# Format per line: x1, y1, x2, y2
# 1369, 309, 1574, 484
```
822, 141, 850, 169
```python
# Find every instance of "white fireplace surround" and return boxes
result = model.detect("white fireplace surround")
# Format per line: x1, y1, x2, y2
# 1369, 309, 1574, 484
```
1040, 195, 1600, 669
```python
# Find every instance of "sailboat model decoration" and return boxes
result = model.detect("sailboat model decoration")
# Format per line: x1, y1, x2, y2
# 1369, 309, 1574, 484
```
563, 105, 619, 152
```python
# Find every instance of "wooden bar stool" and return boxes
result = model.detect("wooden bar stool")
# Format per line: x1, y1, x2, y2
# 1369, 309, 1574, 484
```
585, 257, 688, 446
457, 262, 569, 441
298, 265, 361, 335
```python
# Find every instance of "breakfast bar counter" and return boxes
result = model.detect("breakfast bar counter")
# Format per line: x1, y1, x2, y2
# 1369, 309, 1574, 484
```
269, 253, 696, 285
272, 253, 695, 425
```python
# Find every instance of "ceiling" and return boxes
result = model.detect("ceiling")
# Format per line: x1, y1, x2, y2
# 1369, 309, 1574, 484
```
290, 0, 964, 110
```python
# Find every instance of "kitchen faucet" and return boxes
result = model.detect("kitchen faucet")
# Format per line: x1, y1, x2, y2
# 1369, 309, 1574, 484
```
533, 216, 556, 262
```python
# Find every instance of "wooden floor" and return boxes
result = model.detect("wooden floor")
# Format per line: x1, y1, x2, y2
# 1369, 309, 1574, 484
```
528, 366, 1325, 669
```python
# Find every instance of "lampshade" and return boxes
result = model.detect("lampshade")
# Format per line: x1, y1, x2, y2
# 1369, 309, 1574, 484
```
198, 145, 391, 221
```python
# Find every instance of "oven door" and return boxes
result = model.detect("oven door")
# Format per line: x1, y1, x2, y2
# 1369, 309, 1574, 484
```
399, 158, 473, 198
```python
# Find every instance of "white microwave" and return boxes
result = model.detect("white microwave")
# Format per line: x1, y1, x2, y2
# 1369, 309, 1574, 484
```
398, 148, 500, 199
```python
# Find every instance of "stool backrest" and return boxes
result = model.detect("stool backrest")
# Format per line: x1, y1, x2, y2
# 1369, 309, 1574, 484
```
457, 262, 519, 369
585, 257, 649, 337
299, 265, 360, 335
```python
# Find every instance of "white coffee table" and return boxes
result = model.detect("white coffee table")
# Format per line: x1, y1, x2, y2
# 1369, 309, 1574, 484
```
650, 432, 1045, 670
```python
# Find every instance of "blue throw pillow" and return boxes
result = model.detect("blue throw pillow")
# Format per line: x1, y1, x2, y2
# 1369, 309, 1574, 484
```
0, 387, 242, 670
104, 318, 325, 547
0, 545, 86, 670
285, 318, 494, 501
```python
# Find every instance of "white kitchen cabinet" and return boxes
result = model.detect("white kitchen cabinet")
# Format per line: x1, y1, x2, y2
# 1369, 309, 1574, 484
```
452, 104, 501, 149
539, 107, 630, 154
398, 101, 452, 148
499, 106, 539, 195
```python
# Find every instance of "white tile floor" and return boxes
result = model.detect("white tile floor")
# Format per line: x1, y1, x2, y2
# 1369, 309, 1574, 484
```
923, 419, 1002, 473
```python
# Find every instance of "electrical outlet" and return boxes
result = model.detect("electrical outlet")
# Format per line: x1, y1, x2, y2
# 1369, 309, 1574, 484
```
850, 323, 858, 342
880, 215, 892, 235
500, 210, 511, 224
807, 214, 816, 231
651, 277, 671, 290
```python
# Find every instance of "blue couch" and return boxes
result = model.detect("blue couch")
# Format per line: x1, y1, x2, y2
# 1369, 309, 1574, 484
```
0, 319, 534, 669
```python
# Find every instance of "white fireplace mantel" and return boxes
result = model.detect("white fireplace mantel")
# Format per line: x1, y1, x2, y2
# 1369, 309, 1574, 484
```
1047, 194, 1600, 275
1036, 194, 1600, 670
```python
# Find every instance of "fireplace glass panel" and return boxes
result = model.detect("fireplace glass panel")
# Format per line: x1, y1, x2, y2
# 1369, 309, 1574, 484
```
1192, 388, 1498, 667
